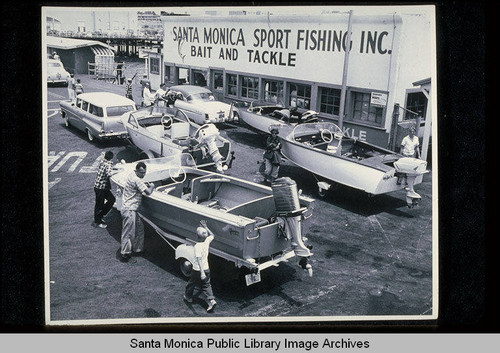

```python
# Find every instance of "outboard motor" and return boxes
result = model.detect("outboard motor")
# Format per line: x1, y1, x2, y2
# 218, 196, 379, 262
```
196, 124, 227, 173
394, 157, 428, 208
272, 177, 313, 276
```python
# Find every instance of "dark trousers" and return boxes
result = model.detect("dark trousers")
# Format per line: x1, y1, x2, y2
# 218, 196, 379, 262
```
185, 269, 214, 301
94, 188, 115, 223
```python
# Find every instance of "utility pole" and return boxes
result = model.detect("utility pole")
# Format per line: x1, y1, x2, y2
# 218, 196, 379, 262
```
338, 10, 353, 129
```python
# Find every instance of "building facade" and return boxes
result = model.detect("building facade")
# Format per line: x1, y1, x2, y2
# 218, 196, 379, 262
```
145, 9, 433, 147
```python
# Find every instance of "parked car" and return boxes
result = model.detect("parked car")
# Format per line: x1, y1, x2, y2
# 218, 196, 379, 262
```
163, 85, 236, 125
47, 58, 71, 86
60, 92, 136, 142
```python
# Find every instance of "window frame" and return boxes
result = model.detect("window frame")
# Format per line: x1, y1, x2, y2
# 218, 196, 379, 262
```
240, 75, 259, 100
348, 90, 385, 127
318, 86, 341, 116
149, 57, 160, 75
262, 79, 284, 104
288, 82, 311, 109
226, 73, 238, 97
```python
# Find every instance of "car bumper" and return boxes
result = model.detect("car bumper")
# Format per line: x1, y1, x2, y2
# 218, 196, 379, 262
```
98, 131, 129, 139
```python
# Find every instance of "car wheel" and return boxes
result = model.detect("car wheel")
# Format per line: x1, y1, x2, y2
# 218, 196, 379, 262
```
87, 129, 94, 142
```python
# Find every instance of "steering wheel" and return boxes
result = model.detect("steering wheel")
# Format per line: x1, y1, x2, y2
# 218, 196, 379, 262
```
169, 166, 186, 183
161, 114, 173, 129
320, 128, 334, 143
195, 124, 211, 138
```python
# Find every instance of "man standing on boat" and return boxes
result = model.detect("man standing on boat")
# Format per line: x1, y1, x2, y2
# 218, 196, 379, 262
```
184, 220, 217, 312
263, 127, 282, 183
119, 162, 154, 263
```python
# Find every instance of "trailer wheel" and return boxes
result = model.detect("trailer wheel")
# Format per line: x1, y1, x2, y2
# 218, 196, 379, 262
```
178, 258, 193, 278
139, 150, 155, 160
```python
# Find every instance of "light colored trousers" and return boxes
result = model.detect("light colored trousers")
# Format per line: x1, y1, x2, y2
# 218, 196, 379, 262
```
120, 209, 144, 255
264, 159, 280, 179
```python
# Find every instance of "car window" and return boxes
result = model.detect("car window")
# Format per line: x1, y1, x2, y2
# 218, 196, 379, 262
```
190, 92, 215, 102
76, 98, 82, 107
106, 105, 135, 117
89, 104, 104, 117
81, 101, 89, 112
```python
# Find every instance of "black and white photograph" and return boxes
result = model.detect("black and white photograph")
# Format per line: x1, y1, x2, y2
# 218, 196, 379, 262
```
42, 5, 437, 325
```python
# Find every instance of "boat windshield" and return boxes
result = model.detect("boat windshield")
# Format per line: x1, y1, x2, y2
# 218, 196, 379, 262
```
290, 122, 343, 140
142, 153, 197, 169
131, 106, 191, 126
249, 100, 285, 109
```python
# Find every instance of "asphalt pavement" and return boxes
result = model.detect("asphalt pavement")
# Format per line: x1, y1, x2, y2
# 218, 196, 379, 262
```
46, 68, 434, 324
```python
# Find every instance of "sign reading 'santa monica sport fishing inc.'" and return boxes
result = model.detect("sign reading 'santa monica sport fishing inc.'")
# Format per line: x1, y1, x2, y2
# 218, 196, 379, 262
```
162, 12, 401, 91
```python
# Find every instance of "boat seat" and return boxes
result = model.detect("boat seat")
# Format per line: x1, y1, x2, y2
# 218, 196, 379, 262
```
147, 125, 165, 138
171, 122, 190, 139
155, 182, 183, 198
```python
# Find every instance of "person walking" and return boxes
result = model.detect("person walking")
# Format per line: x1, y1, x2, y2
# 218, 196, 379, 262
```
401, 126, 420, 159
263, 127, 282, 183
93, 151, 116, 228
119, 162, 154, 263
67, 73, 76, 102
74, 78, 84, 96
183, 220, 217, 312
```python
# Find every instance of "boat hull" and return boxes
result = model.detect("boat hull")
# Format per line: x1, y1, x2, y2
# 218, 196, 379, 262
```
111, 159, 314, 262
281, 138, 418, 195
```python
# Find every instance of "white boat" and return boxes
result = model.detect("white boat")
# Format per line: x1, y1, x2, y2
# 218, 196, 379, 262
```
238, 100, 319, 135
110, 154, 315, 285
122, 105, 233, 173
280, 122, 428, 207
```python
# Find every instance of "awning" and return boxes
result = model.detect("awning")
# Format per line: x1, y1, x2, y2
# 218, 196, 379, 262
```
91, 46, 114, 56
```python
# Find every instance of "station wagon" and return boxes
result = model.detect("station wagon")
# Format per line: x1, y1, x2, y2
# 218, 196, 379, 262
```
60, 92, 136, 142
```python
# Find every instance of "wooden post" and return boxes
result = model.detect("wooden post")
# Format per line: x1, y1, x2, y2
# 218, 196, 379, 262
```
338, 10, 353, 129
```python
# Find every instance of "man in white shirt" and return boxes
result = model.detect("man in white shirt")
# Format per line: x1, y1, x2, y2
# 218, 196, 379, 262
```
183, 220, 217, 312
155, 83, 167, 107
401, 126, 420, 158
142, 82, 155, 107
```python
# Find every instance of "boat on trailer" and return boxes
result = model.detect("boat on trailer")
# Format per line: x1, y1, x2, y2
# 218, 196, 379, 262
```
237, 100, 320, 135
122, 105, 232, 173
280, 122, 428, 206
110, 154, 315, 285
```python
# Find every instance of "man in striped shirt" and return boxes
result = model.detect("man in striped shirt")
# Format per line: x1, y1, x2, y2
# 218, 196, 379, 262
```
119, 161, 154, 263
93, 151, 116, 229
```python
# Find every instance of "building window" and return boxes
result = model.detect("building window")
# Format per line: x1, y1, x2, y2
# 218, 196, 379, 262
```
351, 92, 383, 125
150, 57, 160, 74
192, 70, 207, 87
319, 87, 341, 116
263, 79, 284, 104
212, 70, 223, 91
164, 65, 171, 83
226, 73, 237, 96
241, 76, 259, 99
405, 92, 427, 120
289, 83, 311, 109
